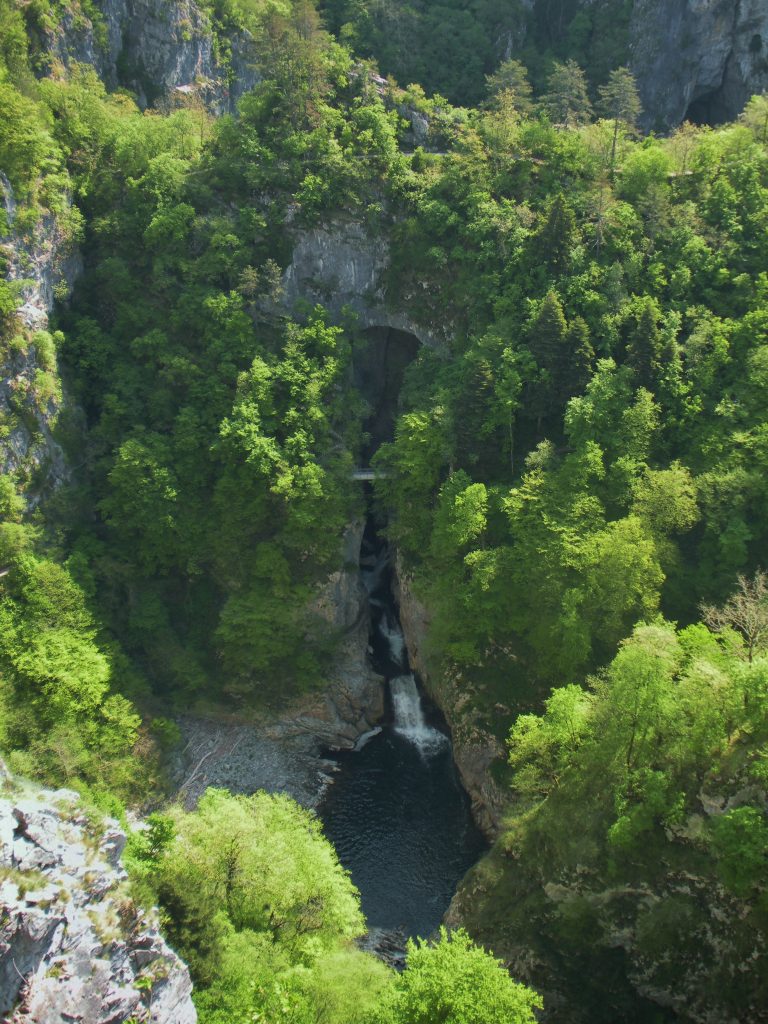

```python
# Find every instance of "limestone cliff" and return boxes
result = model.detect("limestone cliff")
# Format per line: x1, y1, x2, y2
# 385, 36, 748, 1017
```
0, 764, 196, 1024
41, 0, 259, 114
0, 176, 81, 506
281, 217, 450, 350
629, 0, 768, 130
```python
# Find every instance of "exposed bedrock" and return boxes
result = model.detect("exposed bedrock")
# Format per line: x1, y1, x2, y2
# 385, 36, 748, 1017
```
629, 0, 768, 130
0, 175, 81, 506
281, 217, 450, 350
43, 0, 259, 114
0, 762, 196, 1024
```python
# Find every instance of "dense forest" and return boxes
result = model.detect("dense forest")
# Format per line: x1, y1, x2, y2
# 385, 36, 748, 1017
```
2, 0, 768, 1020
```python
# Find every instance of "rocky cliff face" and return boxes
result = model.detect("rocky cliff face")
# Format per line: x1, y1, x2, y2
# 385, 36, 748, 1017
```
393, 557, 507, 838
0, 763, 196, 1024
448, 806, 768, 1024
43, 0, 259, 114
281, 217, 450, 350
629, 0, 768, 130
0, 176, 80, 505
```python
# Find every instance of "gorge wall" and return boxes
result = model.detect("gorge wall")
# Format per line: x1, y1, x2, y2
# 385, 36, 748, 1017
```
393, 559, 508, 839
42, 0, 259, 113
629, 0, 768, 129
0, 176, 80, 507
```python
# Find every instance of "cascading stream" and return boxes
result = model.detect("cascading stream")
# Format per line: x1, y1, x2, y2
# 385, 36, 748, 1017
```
390, 675, 448, 755
319, 514, 486, 954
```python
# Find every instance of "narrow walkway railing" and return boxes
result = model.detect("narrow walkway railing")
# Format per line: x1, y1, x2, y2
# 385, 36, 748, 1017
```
351, 468, 388, 481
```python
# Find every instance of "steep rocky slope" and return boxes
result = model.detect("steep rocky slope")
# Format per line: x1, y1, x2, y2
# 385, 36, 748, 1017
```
0, 762, 196, 1024
172, 522, 385, 809
0, 176, 80, 506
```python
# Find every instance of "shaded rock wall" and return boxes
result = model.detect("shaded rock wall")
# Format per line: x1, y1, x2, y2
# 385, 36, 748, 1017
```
0, 763, 196, 1024
354, 326, 420, 460
629, 0, 768, 130
393, 557, 507, 838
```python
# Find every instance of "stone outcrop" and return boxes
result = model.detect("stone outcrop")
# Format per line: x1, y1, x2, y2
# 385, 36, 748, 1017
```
42, 0, 259, 114
393, 557, 507, 838
629, 0, 768, 130
281, 218, 449, 350
0, 763, 196, 1024
172, 522, 385, 809
0, 176, 80, 504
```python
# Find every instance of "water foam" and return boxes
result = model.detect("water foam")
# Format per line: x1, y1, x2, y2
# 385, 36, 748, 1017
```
390, 674, 448, 755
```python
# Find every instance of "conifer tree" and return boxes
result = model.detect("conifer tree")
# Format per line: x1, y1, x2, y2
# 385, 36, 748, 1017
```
541, 60, 592, 128
484, 58, 533, 115
598, 66, 642, 174
624, 296, 663, 391
533, 196, 578, 275
564, 316, 595, 399
528, 290, 568, 428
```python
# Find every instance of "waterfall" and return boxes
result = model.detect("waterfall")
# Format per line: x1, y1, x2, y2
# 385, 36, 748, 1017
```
378, 613, 406, 667
390, 675, 448, 755
361, 544, 388, 595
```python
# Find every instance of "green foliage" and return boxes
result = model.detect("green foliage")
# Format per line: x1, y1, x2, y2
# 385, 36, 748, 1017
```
504, 614, 768, 864
0, 520, 155, 799
132, 788, 390, 1022
3, 7, 768, 1021
322, 0, 632, 107
369, 927, 541, 1024
711, 806, 768, 895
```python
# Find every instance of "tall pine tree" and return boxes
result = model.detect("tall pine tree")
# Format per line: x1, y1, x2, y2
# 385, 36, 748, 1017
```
623, 296, 664, 391
527, 290, 568, 429
598, 66, 642, 175
541, 60, 593, 128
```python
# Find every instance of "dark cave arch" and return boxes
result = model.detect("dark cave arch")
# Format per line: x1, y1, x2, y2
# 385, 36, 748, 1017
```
352, 326, 421, 463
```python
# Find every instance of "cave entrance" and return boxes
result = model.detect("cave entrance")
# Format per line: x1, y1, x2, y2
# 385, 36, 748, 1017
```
353, 326, 420, 464
684, 89, 730, 125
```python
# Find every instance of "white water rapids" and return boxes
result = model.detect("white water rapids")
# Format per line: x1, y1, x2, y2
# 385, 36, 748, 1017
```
389, 674, 448, 755
377, 613, 406, 667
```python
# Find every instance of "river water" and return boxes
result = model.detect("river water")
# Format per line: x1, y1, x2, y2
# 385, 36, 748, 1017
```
319, 519, 486, 950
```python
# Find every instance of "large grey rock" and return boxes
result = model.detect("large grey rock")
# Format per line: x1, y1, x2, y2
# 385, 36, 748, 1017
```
44, 0, 260, 114
282, 218, 450, 350
629, 0, 768, 130
0, 776, 196, 1024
